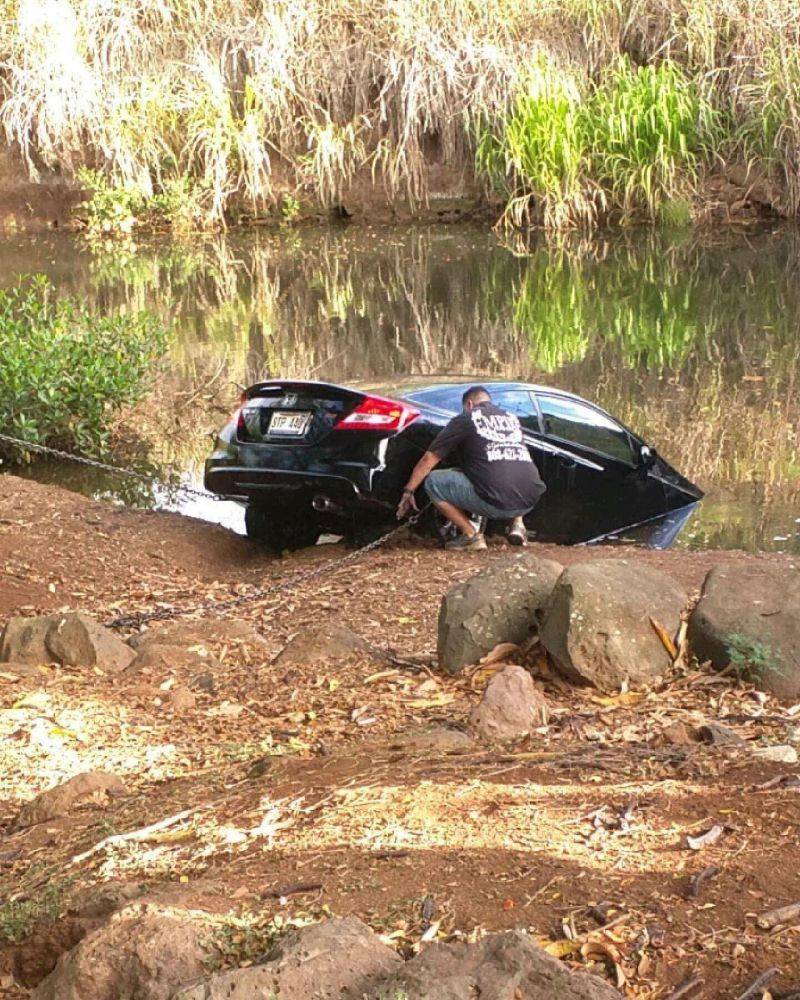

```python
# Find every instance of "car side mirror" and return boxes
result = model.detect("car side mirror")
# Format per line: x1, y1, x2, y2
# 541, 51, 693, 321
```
639, 445, 658, 470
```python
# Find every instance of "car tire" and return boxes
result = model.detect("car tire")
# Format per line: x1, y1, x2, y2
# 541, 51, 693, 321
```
244, 506, 322, 553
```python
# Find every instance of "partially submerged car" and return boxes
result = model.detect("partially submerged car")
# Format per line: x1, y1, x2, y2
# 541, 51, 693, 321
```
205, 379, 702, 551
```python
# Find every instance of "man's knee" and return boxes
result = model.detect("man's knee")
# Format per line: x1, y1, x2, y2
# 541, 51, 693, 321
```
424, 469, 449, 503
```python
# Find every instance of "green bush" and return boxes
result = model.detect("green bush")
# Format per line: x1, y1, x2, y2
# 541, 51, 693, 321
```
0, 276, 169, 459
477, 57, 719, 228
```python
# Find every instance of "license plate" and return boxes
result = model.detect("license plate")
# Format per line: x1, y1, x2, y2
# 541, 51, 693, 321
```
269, 410, 312, 437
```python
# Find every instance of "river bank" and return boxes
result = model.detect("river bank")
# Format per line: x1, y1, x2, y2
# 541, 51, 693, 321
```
0, 142, 786, 235
2, 475, 800, 998
4, 0, 800, 233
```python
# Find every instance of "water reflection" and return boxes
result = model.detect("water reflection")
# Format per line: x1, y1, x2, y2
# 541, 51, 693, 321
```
1, 224, 798, 552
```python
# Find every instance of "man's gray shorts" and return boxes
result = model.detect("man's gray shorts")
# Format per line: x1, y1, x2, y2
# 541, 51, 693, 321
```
425, 469, 532, 520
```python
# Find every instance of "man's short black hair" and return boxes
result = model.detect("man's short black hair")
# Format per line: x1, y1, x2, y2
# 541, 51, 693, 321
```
462, 385, 491, 406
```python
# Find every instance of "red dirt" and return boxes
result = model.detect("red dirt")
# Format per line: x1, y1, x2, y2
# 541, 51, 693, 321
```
1, 474, 800, 999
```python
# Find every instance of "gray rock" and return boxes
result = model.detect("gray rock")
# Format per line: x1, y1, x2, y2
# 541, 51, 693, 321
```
0, 614, 135, 672
687, 562, 800, 700
540, 560, 687, 691
470, 665, 549, 742
0, 615, 59, 665
438, 554, 563, 675
273, 626, 372, 668
46, 614, 136, 672
17, 771, 128, 828
174, 916, 401, 1000
383, 929, 622, 999
32, 909, 209, 1000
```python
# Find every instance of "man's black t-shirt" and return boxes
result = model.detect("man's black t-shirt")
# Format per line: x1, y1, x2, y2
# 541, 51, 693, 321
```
429, 402, 546, 511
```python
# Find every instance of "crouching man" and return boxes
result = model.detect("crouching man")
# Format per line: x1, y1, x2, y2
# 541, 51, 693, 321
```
396, 385, 546, 551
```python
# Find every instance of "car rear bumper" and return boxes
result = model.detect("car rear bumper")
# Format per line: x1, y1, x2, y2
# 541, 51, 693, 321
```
204, 464, 389, 513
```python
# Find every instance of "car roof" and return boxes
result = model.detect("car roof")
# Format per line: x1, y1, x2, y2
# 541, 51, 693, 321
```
353, 377, 580, 400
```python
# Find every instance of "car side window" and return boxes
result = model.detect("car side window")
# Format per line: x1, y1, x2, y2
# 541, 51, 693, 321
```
537, 394, 635, 464
490, 390, 541, 433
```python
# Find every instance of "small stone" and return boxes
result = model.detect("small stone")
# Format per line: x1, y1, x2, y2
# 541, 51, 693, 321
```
273, 626, 372, 668
661, 721, 694, 746
697, 722, 746, 747
469, 665, 549, 742
167, 686, 197, 712
17, 772, 127, 829
752, 744, 798, 764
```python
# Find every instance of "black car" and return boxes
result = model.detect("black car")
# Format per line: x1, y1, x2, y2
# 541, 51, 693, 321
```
204, 379, 702, 551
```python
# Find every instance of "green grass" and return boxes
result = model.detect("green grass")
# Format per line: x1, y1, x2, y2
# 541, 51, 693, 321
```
0, 881, 71, 944
0, 276, 169, 459
478, 57, 719, 228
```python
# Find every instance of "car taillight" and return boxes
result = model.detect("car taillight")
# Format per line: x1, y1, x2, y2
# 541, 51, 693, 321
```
335, 394, 420, 432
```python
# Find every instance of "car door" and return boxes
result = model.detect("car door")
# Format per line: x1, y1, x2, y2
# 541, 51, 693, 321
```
530, 392, 669, 543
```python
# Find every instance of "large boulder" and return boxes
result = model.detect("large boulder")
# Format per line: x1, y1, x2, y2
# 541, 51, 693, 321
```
32, 909, 210, 1000
540, 560, 687, 691
17, 771, 127, 828
438, 554, 563, 675
0, 613, 135, 672
174, 916, 401, 1000
383, 929, 622, 999
469, 665, 549, 742
687, 563, 800, 700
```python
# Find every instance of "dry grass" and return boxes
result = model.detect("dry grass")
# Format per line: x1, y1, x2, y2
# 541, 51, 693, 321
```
3, 0, 800, 225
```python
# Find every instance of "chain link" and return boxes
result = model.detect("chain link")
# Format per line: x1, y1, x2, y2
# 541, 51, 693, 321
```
1, 429, 430, 633
105, 506, 429, 630
0, 432, 218, 502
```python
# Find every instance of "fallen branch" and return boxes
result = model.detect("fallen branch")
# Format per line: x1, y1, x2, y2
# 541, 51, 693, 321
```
68, 806, 205, 867
757, 901, 800, 930
262, 881, 323, 899
664, 974, 703, 1000
686, 864, 719, 900
736, 967, 779, 1000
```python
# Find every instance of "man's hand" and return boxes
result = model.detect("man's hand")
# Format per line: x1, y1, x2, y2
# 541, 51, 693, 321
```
396, 489, 419, 520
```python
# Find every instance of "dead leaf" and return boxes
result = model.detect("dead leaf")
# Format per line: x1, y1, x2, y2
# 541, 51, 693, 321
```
580, 939, 627, 988
541, 938, 581, 958
478, 642, 520, 666
590, 692, 645, 709
650, 617, 677, 659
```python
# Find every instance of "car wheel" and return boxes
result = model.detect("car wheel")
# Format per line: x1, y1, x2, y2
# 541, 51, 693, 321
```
244, 506, 322, 552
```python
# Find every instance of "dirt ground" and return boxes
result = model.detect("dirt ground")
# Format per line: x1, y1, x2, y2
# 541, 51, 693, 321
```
1, 474, 800, 999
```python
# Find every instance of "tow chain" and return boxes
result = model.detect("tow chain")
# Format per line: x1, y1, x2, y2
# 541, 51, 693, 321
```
0, 432, 219, 503
104, 505, 429, 631
0, 429, 430, 637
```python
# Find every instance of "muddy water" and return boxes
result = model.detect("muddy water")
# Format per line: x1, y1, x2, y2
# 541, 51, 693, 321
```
2, 224, 799, 552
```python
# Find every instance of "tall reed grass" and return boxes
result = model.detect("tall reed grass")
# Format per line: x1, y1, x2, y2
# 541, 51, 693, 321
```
3, 0, 800, 227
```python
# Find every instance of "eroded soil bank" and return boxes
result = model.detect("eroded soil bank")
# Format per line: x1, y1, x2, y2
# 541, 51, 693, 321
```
1, 475, 800, 998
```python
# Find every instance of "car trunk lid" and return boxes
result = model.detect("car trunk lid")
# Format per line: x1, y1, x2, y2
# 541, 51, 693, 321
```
238, 381, 366, 447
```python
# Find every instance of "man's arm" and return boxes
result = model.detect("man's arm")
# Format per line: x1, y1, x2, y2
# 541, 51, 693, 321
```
396, 450, 442, 518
